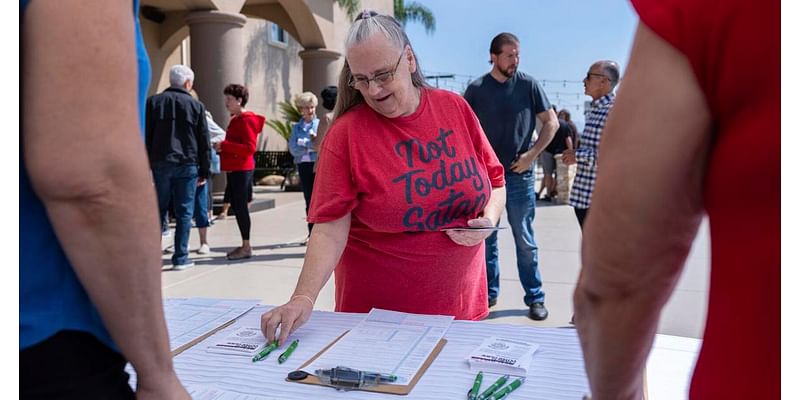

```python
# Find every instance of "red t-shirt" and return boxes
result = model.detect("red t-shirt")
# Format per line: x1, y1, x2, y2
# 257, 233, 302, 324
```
631, 0, 780, 397
220, 111, 265, 171
309, 88, 505, 320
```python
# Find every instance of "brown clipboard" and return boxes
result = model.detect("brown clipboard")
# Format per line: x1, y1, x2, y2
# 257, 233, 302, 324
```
288, 330, 448, 395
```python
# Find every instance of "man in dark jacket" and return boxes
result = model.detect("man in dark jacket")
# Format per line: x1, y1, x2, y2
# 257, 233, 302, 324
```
145, 64, 210, 270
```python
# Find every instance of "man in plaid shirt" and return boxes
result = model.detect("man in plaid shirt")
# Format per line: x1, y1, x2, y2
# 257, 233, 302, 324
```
563, 60, 620, 228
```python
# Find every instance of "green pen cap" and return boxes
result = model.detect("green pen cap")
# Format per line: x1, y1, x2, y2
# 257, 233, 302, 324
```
278, 339, 299, 364
252, 340, 279, 362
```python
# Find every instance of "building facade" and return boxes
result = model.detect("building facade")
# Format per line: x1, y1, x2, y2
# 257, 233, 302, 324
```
140, 0, 393, 150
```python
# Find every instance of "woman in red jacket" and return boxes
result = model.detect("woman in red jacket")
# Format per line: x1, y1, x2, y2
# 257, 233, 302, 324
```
214, 84, 265, 260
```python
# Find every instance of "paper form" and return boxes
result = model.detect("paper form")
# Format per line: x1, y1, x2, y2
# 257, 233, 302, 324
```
164, 298, 259, 352
188, 385, 277, 400
301, 308, 453, 384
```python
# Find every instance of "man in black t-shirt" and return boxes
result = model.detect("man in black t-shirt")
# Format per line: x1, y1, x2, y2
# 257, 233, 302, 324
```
538, 107, 576, 201
463, 32, 558, 321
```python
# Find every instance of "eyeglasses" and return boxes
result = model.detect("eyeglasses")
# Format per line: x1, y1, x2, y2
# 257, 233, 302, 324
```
585, 72, 609, 81
348, 51, 405, 91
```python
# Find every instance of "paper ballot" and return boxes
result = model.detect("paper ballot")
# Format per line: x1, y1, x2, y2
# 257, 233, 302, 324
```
466, 336, 539, 376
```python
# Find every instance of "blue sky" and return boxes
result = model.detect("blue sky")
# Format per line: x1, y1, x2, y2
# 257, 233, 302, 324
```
404, 0, 640, 130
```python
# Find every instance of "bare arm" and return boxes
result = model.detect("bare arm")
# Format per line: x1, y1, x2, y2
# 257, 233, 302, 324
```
23, 1, 187, 398
573, 23, 712, 399
511, 108, 558, 173
261, 214, 351, 345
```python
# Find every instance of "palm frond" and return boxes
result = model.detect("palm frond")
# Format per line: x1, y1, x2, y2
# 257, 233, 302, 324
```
336, 0, 362, 22
394, 0, 435, 34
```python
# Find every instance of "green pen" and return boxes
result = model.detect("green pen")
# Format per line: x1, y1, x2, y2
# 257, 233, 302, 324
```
468, 371, 483, 400
486, 378, 523, 400
252, 340, 279, 362
278, 339, 299, 364
477, 375, 509, 400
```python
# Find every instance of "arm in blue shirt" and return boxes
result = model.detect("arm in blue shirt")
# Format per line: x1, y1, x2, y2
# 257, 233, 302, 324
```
287, 122, 307, 158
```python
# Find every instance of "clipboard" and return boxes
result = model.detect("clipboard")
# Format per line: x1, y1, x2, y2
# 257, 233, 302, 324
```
288, 330, 448, 395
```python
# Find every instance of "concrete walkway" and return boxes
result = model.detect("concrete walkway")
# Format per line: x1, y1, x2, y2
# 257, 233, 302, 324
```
162, 185, 710, 338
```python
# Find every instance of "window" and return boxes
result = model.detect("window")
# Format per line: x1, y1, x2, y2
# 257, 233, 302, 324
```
270, 23, 288, 46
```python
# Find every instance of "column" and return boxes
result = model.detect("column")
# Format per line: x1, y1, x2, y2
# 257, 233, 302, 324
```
185, 11, 247, 130
299, 48, 342, 111
186, 11, 247, 199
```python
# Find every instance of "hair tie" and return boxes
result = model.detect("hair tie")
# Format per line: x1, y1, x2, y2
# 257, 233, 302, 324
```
357, 10, 377, 21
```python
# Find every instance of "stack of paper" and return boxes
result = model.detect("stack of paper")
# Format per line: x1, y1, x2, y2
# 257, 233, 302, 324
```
302, 308, 454, 385
466, 336, 539, 377
206, 326, 267, 357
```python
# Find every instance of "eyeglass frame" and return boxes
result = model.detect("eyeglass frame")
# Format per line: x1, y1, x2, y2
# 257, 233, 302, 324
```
348, 49, 406, 91
584, 72, 609, 81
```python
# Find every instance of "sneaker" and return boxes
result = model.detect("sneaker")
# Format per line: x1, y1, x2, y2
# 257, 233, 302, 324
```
197, 244, 211, 254
488, 298, 498, 308
528, 302, 549, 321
171, 261, 195, 271
226, 247, 252, 260
163, 245, 174, 254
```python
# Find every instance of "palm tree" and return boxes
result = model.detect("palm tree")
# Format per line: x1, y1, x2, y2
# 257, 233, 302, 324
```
335, 0, 436, 35
394, 0, 435, 34
335, 0, 360, 21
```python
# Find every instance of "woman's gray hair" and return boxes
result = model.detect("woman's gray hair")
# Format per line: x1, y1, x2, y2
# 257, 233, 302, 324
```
294, 91, 318, 108
333, 10, 429, 119
169, 64, 195, 87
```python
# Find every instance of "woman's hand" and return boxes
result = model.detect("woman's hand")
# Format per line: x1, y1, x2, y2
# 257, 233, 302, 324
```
212, 141, 222, 152
260, 295, 314, 346
445, 217, 495, 246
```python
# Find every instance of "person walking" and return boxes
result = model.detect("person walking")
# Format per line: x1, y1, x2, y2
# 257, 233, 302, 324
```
562, 60, 620, 229
214, 84, 265, 260
463, 32, 558, 320
145, 65, 211, 270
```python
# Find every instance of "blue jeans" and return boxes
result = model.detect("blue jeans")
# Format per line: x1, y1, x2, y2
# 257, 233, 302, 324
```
152, 162, 198, 266
194, 181, 210, 229
485, 169, 544, 305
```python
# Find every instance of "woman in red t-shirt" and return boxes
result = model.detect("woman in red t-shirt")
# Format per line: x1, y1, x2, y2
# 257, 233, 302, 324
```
260, 11, 507, 345
214, 84, 265, 261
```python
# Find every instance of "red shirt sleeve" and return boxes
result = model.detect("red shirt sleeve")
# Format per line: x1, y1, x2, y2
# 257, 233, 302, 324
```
307, 115, 359, 223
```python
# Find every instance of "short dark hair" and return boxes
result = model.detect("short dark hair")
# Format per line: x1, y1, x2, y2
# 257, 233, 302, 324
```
490, 32, 519, 55
320, 85, 337, 111
223, 84, 249, 107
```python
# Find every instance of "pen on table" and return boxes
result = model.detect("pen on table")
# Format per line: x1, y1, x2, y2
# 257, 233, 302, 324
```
485, 377, 523, 400
252, 340, 279, 362
278, 339, 299, 364
477, 375, 509, 400
468, 371, 483, 400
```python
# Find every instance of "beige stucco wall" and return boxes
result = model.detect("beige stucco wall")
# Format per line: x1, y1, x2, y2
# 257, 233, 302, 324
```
242, 18, 303, 151
139, 0, 394, 151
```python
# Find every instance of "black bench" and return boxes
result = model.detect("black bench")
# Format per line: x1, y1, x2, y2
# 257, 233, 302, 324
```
253, 151, 300, 191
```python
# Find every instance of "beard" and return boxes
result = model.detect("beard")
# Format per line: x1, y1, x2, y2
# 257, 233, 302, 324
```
499, 65, 517, 78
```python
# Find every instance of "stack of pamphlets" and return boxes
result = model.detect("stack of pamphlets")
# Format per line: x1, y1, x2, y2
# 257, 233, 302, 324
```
466, 336, 539, 377
206, 326, 267, 357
